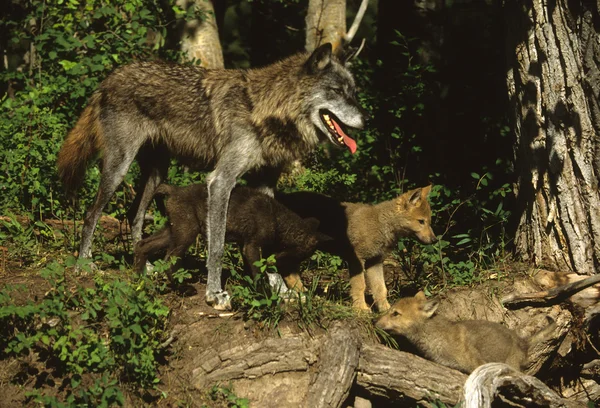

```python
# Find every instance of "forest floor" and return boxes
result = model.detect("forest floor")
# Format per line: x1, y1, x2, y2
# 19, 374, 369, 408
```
0, 216, 597, 407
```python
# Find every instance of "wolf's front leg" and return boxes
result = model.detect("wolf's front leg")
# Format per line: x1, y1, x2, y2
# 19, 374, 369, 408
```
205, 172, 237, 310
365, 262, 390, 312
348, 258, 370, 311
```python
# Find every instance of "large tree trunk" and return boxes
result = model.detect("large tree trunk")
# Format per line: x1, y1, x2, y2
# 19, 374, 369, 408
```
505, 0, 600, 275
305, 0, 347, 53
177, 0, 224, 68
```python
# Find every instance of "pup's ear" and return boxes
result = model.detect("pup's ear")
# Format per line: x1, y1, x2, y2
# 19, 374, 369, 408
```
316, 232, 334, 243
408, 187, 423, 206
306, 43, 333, 74
421, 184, 433, 198
422, 298, 439, 318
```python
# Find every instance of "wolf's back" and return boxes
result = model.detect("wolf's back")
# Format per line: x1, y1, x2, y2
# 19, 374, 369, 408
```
57, 92, 103, 194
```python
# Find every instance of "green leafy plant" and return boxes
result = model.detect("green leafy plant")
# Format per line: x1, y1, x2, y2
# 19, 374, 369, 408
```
0, 256, 170, 403
229, 255, 285, 329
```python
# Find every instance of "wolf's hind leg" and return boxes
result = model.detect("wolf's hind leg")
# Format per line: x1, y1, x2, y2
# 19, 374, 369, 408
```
365, 262, 390, 312
128, 144, 170, 244
79, 143, 139, 261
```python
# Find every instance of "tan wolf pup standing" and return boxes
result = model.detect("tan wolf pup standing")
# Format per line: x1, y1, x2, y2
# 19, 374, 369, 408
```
277, 185, 437, 311
376, 291, 556, 373
57, 43, 366, 309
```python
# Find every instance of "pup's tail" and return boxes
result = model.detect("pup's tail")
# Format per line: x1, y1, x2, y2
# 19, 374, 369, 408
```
529, 316, 557, 347
57, 93, 103, 195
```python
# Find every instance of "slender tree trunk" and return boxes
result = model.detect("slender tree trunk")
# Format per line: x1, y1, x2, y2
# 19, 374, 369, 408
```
177, 0, 224, 68
505, 0, 600, 274
305, 0, 347, 53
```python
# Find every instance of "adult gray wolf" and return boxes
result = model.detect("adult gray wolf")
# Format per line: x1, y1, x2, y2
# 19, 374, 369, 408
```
57, 43, 365, 309
277, 186, 437, 312
133, 183, 331, 290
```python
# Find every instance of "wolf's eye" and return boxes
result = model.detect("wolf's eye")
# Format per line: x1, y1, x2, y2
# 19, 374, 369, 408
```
328, 86, 343, 94
419, 219, 425, 225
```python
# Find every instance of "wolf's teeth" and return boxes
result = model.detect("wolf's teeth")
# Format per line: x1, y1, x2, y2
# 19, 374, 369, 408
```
323, 114, 330, 120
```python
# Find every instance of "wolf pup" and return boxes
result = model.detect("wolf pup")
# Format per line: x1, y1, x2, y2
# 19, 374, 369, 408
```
134, 183, 329, 291
57, 43, 365, 309
278, 186, 436, 312
376, 291, 556, 374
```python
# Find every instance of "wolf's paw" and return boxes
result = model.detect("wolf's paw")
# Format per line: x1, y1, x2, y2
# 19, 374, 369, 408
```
282, 291, 309, 304
205, 290, 232, 311
376, 300, 391, 312
352, 302, 372, 313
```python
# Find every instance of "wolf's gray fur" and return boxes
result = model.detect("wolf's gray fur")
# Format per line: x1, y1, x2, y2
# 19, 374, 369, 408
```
57, 43, 365, 309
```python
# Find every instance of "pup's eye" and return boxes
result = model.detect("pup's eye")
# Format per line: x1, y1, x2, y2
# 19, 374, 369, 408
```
391, 310, 400, 317
419, 219, 425, 225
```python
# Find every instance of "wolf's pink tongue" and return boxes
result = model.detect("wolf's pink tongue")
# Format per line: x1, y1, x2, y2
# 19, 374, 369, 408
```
332, 120, 357, 154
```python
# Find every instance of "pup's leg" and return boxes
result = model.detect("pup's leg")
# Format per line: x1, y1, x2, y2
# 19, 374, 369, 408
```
283, 273, 305, 292
128, 144, 170, 244
79, 138, 140, 262
133, 227, 172, 274
348, 257, 370, 311
365, 262, 390, 312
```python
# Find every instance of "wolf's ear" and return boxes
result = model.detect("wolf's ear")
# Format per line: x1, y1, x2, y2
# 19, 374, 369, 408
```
422, 184, 433, 197
339, 39, 365, 65
316, 232, 334, 243
422, 297, 439, 318
408, 187, 423, 206
306, 43, 333, 74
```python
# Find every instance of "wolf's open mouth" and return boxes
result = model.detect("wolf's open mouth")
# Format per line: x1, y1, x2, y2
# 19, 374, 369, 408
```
320, 110, 357, 154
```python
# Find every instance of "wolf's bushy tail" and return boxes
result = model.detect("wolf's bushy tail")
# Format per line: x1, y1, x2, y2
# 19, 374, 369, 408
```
57, 93, 103, 195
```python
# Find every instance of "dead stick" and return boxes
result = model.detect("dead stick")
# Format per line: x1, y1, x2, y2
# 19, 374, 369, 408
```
501, 273, 600, 308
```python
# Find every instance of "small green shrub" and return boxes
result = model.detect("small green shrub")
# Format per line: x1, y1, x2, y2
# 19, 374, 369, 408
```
0, 256, 170, 403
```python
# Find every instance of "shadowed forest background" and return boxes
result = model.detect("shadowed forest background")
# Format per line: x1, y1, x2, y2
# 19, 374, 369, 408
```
1, 0, 599, 406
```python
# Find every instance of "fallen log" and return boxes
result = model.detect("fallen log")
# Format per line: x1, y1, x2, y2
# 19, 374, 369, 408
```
356, 343, 467, 406
306, 324, 361, 408
462, 362, 586, 408
502, 273, 600, 308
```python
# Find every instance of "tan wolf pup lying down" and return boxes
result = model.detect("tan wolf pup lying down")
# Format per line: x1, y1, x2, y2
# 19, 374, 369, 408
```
277, 185, 437, 312
134, 183, 330, 290
376, 291, 556, 373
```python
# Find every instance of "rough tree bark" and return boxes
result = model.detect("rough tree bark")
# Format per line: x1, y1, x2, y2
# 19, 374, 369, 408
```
505, 0, 600, 275
305, 0, 368, 53
177, 0, 224, 68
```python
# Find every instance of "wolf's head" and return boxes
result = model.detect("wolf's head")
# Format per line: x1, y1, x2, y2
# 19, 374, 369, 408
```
395, 185, 438, 245
304, 43, 366, 154
375, 291, 439, 335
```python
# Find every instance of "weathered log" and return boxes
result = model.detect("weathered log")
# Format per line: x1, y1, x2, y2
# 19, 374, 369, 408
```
191, 336, 318, 390
306, 323, 361, 408
463, 363, 586, 408
502, 273, 600, 308
356, 343, 467, 406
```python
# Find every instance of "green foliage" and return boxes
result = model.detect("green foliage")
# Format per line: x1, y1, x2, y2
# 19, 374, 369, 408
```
0, 257, 170, 403
205, 383, 250, 408
229, 255, 285, 329
0, 0, 187, 218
